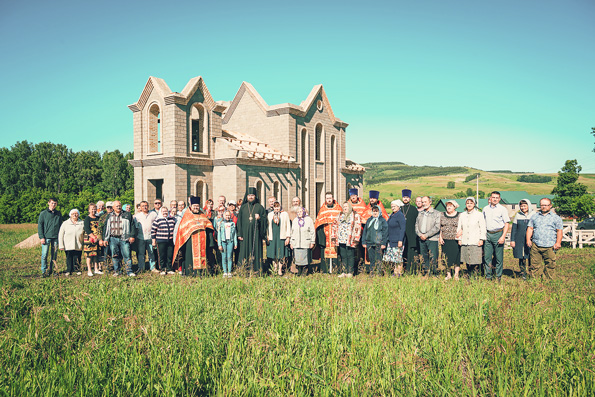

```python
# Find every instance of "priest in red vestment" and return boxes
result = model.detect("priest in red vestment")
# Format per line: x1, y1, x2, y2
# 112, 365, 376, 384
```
172, 196, 214, 277
314, 192, 342, 273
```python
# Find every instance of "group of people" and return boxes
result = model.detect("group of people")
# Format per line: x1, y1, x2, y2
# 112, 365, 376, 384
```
38, 187, 563, 281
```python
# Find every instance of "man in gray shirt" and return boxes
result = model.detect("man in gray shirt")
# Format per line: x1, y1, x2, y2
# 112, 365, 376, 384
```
482, 191, 510, 282
415, 196, 441, 277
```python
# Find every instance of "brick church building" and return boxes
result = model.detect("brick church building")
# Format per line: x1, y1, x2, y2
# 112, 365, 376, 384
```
128, 76, 364, 216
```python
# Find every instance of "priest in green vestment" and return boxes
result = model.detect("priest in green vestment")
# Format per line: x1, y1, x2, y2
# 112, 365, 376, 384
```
237, 187, 267, 273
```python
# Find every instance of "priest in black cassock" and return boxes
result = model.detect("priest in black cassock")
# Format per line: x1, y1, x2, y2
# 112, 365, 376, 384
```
400, 189, 419, 274
237, 187, 267, 273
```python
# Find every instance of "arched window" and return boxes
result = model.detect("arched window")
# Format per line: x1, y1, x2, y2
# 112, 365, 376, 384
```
148, 104, 161, 153
315, 123, 323, 161
301, 128, 308, 207
255, 180, 264, 202
190, 104, 206, 153
330, 135, 337, 198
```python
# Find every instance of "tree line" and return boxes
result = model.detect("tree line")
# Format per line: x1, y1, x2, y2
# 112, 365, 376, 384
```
0, 141, 134, 224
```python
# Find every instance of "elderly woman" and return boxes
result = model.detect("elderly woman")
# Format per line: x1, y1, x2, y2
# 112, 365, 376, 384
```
511, 199, 534, 280
151, 206, 176, 275
83, 203, 103, 275
290, 207, 315, 276
267, 202, 291, 275
440, 200, 461, 280
456, 197, 486, 277
58, 209, 85, 276
336, 201, 362, 278
383, 199, 406, 277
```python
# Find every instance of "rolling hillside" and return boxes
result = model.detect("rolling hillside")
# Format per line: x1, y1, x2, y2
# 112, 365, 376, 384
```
361, 162, 595, 200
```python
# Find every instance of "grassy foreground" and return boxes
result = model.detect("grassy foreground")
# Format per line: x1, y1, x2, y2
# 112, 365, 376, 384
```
1, 225, 594, 395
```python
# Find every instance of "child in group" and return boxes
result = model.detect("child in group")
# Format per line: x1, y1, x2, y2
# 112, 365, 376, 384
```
217, 210, 237, 277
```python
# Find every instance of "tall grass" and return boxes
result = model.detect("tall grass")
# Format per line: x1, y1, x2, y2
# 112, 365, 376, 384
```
1, 225, 594, 395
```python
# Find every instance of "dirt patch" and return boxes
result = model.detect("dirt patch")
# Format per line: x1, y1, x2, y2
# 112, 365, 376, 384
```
14, 233, 41, 249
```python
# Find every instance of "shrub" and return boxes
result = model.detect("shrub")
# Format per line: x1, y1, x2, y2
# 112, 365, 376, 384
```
517, 174, 552, 183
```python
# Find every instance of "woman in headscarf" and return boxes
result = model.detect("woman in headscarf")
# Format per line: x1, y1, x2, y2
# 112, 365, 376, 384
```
266, 201, 291, 275
236, 187, 267, 273
511, 199, 534, 280
290, 207, 315, 276
58, 209, 85, 276
440, 200, 461, 280
456, 197, 486, 277
383, 200, 406, 277
336, 201, 362, 278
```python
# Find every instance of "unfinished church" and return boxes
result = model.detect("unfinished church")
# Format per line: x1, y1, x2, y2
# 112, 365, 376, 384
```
128, 76, 364, 216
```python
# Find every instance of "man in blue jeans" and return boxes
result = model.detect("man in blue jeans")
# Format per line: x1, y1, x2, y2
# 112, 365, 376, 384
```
99, 201, 137, 277
38, 197, 63, 277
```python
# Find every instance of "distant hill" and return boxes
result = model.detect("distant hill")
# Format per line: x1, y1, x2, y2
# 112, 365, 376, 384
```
361, 162, 595, 200
361, 162, 468, 185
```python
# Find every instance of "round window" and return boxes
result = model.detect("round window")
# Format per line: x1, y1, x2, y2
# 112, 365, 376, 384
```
316, 99, 323, 111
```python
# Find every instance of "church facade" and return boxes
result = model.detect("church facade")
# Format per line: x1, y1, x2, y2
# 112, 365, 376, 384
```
128, 76, 364, 216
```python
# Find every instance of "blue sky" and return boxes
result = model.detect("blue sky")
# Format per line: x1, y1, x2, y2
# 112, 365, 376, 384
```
1, 0, 593, 173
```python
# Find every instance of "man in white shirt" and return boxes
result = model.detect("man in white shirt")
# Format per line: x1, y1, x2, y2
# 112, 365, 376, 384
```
482, 191, 510, 282
135, 201, 158, 272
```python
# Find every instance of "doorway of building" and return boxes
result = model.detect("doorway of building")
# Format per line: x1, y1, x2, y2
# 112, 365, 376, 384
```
315, 182, 324, 216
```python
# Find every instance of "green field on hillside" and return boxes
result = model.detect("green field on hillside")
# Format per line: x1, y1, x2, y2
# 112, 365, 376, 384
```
1, 225, 594, 395
361, 162, 595, 200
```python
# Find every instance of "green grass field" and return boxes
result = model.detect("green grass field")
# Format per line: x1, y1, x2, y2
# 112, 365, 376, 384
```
1, 225, 594, 395
361, 163, 595, 200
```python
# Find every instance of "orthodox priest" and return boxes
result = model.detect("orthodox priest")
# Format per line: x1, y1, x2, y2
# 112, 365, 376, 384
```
172, 196, 214, 277
400, 189, 419, 273
237, 187, 267, 273
349, 188, 367, 222
362, 190, 389, 223
314, 192, 342, 273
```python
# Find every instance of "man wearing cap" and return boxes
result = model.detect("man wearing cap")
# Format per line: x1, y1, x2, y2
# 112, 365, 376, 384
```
237, 187, 267, 274
400, 189, 419, 273
415, 196, 441, 277
314, 192, 343, 273
172, 196, 214, 277
482, 191, 510, 282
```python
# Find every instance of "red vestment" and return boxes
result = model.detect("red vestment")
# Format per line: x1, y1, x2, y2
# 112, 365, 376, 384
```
362, 201, 389, 223
172, 210, 213, 270
314, 202, 343, 259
